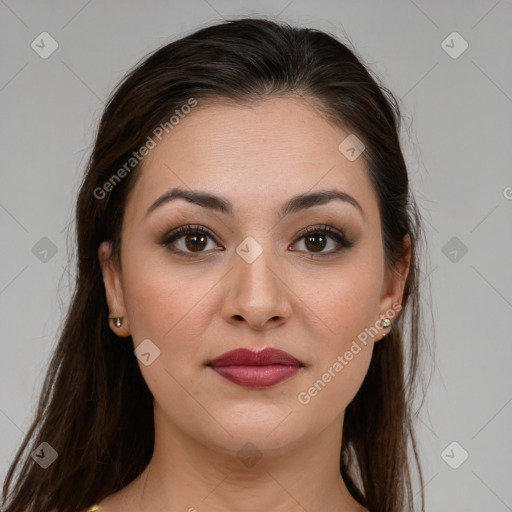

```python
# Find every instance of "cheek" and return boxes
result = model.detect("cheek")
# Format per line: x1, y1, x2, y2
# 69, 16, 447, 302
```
292, 260, 382, 415
297, 258, 383, 347
120, 261, 218, 415
121, 255, 218, 357
295, 283, 376, 423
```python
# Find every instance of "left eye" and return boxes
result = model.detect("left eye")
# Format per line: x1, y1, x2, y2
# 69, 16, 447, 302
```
291, 225, 352, 255
161, 224, 352, 256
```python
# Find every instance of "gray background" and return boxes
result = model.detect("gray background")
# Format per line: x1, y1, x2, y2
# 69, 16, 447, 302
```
1, 1, 511, 510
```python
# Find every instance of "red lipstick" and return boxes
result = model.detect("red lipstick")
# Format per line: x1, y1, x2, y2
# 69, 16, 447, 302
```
206, 348, 304, 388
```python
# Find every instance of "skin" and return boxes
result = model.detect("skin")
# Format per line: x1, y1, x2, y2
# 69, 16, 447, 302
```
95, 96, 410, 512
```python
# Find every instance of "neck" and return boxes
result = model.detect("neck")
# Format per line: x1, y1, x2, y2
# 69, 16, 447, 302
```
118, 404, 366, 512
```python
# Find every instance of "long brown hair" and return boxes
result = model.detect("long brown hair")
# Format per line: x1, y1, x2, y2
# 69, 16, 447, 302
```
2, 18, 427, 512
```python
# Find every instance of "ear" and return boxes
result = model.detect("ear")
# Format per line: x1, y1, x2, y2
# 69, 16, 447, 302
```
376, 234, 411, 341
98, 241, 131, 337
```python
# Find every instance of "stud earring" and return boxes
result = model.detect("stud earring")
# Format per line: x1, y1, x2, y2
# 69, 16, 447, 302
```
109, 316, 123, 328
380, 317, 392, 338
380, 317, 392, 329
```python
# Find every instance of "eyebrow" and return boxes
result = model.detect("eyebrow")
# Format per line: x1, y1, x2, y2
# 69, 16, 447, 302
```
145, 187, 365, 220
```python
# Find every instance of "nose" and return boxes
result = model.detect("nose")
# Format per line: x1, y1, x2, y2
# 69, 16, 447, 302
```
221, 243, 292, 331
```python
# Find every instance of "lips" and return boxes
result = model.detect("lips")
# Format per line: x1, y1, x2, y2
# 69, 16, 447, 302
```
206, 348, 304, 388
207, 347, 303, 367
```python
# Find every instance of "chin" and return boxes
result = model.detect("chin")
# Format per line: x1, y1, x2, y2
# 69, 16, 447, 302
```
199, 417, 306, 458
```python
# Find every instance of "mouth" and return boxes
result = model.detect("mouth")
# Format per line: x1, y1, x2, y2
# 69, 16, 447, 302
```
206, 347, 304, 389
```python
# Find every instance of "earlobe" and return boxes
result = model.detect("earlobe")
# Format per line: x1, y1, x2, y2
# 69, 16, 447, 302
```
375, 316, 393, 342
98, 241, 131, 337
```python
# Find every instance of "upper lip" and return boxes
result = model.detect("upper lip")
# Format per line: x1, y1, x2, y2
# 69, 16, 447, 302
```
207, 348, 304, 367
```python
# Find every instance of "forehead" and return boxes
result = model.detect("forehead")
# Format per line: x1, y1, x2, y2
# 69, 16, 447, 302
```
124, 96, 379, 222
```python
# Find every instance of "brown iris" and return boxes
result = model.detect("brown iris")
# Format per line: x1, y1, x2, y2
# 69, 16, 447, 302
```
185, 233, 208, 252
304, 232, 327, 252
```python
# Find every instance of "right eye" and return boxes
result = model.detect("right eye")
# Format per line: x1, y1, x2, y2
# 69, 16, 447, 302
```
160, 224, 222, 256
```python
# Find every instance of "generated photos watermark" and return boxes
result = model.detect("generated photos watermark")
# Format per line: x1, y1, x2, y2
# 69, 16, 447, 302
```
297, 301, 402, 405
93, 97, 198, 200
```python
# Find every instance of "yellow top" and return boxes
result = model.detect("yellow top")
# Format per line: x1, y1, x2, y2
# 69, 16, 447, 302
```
87, 507, 101, 512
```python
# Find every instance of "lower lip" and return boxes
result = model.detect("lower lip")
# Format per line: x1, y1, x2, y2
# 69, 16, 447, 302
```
209, 364, 302, 388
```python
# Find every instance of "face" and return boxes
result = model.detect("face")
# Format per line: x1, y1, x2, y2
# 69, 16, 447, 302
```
99, 96, 409, 456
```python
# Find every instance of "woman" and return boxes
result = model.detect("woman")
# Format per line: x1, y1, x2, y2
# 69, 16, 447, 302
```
2, 17, 426, 512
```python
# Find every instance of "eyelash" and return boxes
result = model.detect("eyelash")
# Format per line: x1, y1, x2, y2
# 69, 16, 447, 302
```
160, 223, 353, 258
